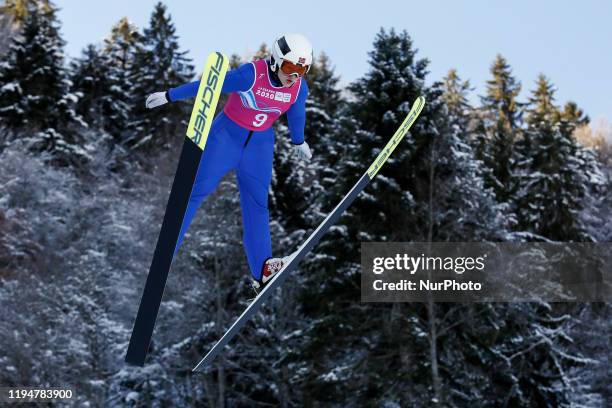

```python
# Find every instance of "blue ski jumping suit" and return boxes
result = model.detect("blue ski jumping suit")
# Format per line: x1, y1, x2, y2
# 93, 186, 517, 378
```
168, 62, 308, 280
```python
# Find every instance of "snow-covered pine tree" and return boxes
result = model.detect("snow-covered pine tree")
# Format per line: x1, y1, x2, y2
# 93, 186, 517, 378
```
0, 0, 32, 26
252, 43, 269, 61
443, 68, 513, 236
478, 54, 523, 205
339, 28, 430, 242
561, 101, 589, 128
435, 69, 509, 241
303, 52, 345, 176
101, 17, 141, 145
0, 141, 144, 406
566, 303, 612, 407
128, 2, 194, 150
70, 44, 131, 141
0, 0, 52, 22
442, 69, 471, 128
499, 75, 605, 405
581, 140, 612, 242
0, 0, 53, 55
0, 3, 87, 167
397, 73, 517, 406
514, 74, 597, 241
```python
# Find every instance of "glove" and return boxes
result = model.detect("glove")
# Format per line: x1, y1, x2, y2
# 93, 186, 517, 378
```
292, 141, 312, 161
145, 91, 169, 109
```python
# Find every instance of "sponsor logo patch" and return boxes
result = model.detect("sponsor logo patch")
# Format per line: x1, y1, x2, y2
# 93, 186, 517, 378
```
255, 87, 292, 103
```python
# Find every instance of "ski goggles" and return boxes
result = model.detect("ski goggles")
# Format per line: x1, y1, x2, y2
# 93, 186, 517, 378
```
280, 60, 310, 77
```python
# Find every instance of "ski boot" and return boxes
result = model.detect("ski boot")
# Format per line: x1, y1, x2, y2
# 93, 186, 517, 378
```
251, 253, 295, 294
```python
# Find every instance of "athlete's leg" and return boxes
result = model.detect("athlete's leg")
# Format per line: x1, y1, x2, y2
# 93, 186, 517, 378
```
173, 115, 243, 258
236, 129, 275, 279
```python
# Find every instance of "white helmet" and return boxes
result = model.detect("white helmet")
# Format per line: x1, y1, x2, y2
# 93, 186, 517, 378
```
270, 33, 313, 74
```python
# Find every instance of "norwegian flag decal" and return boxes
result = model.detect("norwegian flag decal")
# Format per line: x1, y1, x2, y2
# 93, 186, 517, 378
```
298, 57, 306, 64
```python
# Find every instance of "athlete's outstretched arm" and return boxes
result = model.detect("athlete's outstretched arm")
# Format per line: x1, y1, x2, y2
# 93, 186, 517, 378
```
167, 63, 255, 102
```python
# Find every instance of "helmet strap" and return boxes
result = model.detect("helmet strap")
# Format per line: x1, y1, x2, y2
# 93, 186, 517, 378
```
267, 58, 282, 86
269, 55, 279, 72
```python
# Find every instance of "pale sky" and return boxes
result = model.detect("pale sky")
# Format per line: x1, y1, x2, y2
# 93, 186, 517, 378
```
55, 0, 611, 122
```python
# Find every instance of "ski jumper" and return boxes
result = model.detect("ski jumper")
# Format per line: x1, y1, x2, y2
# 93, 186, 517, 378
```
168, 60, 309, 280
